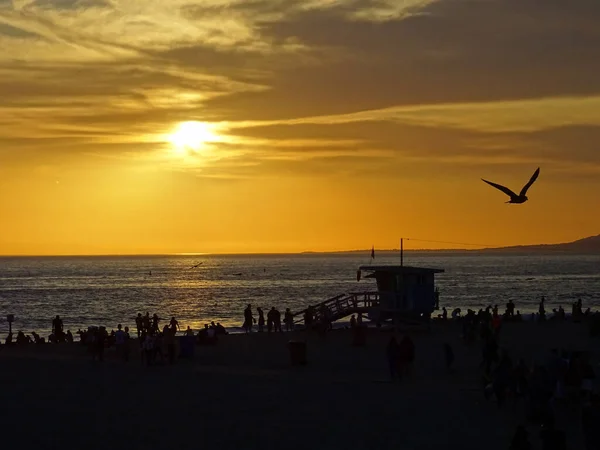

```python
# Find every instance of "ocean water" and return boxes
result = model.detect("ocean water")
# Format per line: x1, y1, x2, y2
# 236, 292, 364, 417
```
1, 253, 599, 338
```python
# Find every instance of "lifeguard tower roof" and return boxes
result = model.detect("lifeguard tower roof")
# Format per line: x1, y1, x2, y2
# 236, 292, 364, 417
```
359, 265, 444, 275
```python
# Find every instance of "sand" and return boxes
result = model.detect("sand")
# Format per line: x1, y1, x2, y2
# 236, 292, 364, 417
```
0, 320, 598, 450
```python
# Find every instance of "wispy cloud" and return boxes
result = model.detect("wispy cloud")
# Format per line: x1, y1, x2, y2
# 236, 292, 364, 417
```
1, 0, 600, 181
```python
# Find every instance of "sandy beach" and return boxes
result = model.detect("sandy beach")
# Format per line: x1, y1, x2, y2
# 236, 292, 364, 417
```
1, 320, 598, 450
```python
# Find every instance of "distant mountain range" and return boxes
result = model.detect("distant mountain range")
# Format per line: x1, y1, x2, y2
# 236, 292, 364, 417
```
481, 234, 600, 254
307, 235, 600, 255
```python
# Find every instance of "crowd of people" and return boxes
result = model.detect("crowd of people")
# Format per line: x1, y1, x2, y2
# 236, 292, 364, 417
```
242, 305, 294, 333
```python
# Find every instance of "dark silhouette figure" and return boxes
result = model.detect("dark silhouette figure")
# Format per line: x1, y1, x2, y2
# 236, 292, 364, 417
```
539, 297, 546, 320
267, 307, 276, 333
135, 313, 143, 337
52, 315, 64, 342
506, 300, 515, 317
243, 304, 254, 333
284, 308, 294, 331
273, 308, 282, 332
482, 167, 540, 203
257, 307, 265, 332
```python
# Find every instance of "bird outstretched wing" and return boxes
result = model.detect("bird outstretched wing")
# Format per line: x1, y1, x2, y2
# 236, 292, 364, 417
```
520, 167, 540, 196
482, 179, 518, 198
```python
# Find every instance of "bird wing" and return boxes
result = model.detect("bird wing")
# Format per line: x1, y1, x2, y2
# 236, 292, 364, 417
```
520, 167, 540, 196
481, 179, 518, 198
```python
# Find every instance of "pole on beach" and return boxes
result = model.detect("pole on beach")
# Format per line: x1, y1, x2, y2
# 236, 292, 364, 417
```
7, 314, 14, 334
400, 238, 403, 267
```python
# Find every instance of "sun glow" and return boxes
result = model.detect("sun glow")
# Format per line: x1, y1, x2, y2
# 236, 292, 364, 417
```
168, 121, 220, 155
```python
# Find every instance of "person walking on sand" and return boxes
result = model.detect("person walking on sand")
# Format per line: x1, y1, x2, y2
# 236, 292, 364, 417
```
243, 304, 255, 333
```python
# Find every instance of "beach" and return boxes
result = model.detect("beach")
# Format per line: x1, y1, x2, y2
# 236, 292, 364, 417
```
1, 320, 597, 450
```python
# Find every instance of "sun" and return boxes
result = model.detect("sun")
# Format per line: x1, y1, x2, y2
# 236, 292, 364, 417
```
168, 121, 220, 155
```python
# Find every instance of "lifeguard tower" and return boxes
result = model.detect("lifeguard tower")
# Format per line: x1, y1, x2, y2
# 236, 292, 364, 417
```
357, 265, 444, 324
292, 259, 444, 328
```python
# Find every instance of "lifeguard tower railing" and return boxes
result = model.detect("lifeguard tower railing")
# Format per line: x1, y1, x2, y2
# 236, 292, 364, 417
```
292, 292, 380, 326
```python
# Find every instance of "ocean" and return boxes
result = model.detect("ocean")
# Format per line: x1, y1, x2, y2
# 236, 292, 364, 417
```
1, 253, 599, 337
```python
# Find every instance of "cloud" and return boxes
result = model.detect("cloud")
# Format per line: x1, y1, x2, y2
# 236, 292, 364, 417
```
1, 0, 599, 182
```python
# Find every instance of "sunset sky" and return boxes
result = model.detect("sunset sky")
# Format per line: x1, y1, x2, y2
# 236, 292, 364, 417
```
1, 0, 599, 255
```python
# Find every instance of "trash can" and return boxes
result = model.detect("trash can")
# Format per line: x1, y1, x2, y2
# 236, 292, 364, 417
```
179, 335, 195, 358
288, 340, 307, 366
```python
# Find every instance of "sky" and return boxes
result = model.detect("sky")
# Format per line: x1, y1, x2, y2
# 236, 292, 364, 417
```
1, 0, 600, 255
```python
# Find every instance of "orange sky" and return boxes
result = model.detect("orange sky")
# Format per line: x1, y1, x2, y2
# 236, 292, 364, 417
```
1, 0, 599, 255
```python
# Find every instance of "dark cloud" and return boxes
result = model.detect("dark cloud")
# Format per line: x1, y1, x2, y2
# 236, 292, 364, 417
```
202, 0, 600, 119
0, 22, 39, 38
28, 0, 111, 10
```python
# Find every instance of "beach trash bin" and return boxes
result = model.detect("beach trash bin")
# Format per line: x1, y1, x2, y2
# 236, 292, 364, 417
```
288, 340, 307, 366
179, 335, 195, 358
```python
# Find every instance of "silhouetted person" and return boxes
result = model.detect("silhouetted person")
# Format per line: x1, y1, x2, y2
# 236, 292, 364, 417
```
273, 308, 282, 332
539, 297, 546, 320
165, 327, 176, 364
142, 312, 151, 333
243, 304, 254, 333
284, 308, 294, 331
304, 307, 314, 329
170, 317, 180, 333
506, 300, 515, 317
135, 313, 143, 337
115, 324, 126, 360
66, 330, 74, 343
257, 307, 265, 332
52, 315, 64, 342
350, 314, 357, 328
152, 314, 160, 333
439, 307, 448, 320
267, 307, 276, 333
216, 323, 227, 335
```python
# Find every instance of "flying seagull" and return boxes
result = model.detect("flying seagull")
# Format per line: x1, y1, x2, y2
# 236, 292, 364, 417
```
189, 262, 203, 270
482, 167, 540, 204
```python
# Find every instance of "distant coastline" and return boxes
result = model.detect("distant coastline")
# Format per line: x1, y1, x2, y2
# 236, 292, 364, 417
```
304, 234, 600, 255
1, 234, 598, 257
